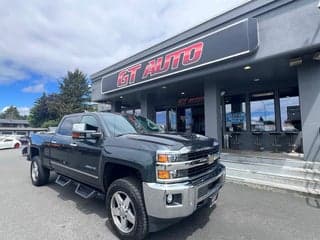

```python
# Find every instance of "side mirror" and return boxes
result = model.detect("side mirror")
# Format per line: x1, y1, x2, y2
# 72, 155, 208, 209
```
72, 123, 102, 139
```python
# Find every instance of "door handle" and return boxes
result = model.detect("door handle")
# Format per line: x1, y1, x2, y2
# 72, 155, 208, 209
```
70, 143, 77, 147
51, 140, 57, 144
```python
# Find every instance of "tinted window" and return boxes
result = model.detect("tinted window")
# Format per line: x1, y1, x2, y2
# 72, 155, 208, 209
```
58, 116, 81, 136
81, 115, 99, 131
4, 139, 13, 142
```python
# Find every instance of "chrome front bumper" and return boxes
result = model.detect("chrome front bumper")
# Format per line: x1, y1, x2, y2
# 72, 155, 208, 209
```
143, 165, 226, 219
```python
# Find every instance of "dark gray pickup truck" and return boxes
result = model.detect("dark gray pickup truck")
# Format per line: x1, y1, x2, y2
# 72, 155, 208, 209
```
28, 112, 225, 240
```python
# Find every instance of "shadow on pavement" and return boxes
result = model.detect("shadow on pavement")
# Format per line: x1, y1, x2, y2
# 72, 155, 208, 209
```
46, 174, 107, 219
146, 205, 215, 240
45, 174, 216, 240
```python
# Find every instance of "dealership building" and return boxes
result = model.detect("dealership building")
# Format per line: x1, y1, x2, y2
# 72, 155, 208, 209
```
91, 0, 320, 162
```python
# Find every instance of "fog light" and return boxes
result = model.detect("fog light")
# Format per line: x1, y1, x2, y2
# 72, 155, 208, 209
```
166, 194, 173, 204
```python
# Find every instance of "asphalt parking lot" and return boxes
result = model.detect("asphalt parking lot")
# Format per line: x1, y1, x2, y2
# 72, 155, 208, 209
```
0, 149, 319, 240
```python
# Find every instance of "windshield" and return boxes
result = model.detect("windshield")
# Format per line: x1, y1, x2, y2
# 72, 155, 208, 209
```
124, 115, 163, 133
101, 113, 137, 136
135, 116, 163, 132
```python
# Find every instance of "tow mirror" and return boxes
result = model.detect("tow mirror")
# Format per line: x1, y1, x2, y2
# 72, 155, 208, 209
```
72, 123, 102, 139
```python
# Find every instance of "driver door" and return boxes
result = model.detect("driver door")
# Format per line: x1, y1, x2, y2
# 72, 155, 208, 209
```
69, 115, 103, 187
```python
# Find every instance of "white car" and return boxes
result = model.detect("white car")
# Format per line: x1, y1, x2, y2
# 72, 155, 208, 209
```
0, 137, 22, 149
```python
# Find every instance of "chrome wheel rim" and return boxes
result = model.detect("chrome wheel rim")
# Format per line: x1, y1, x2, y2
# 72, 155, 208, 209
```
31, 161, 39, 182
110, 191, 136, 233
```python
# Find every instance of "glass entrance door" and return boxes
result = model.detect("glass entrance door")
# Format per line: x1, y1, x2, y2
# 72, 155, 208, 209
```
177, 105, 204, 135
156, 109, 177, 131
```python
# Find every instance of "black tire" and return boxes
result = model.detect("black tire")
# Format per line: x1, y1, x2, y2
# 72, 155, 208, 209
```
30, 156, 50, 186
106, 177, 148, 240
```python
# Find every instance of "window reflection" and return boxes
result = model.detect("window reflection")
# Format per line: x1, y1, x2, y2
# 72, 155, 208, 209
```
168, 110, 177, 131
250, 92, 275, 131
156, 111, 167, 130
280, 88, 301, 131
225, 95, 246, 132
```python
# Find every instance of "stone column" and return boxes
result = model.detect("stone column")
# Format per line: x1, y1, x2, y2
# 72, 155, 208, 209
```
140, 94, 156, 121
298, 62, 320, 161
111, 101, 121, 113
204, 79, 221, 142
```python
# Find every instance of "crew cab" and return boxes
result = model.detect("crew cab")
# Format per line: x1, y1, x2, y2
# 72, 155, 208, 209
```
27, 112, 225, 240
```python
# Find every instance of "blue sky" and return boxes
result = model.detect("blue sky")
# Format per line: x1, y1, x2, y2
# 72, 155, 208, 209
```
0, 0, 249, 116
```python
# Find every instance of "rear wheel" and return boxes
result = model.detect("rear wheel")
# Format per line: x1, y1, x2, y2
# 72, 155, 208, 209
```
30, 156, 49, 186
106, 177, 148, 240
14, 143, 20, 149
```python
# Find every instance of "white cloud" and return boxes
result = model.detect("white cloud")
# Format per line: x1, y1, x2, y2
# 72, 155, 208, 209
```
0, 0, 250, 84
22, 83, 45, 93
1, 106, 10, 112
17, 107, 30, 116
0, 61, 29, 84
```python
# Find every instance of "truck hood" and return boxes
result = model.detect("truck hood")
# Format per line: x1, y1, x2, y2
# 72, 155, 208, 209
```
117, 132, 216, 151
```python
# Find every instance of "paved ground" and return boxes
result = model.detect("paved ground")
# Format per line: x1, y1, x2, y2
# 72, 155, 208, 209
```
0, 149, 320, 240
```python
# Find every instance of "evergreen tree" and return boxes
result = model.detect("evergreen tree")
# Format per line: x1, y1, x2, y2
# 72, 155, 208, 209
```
0, 106, 22, 119
58, 69, 90, 117
28, 93, 60, 127
28, 69, 91, 127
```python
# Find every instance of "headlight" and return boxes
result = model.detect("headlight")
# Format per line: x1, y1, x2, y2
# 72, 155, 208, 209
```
155, 147, 218, 183
208, 151, 220, 165
157, 153, 177, 163
156, 150, 189, 163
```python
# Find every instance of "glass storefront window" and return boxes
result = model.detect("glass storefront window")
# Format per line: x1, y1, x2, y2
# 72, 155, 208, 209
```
156, 111, 167, 130
185, 108, 192, 131
168, 110, 177, 131
225, 95, 246, 132
280, 88, 301, 131
250, 92, 275, 131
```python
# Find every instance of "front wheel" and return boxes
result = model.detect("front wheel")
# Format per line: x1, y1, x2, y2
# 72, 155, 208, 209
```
14, 143, 20, 149
30, 156, 49, 186
106, 177, 148, 240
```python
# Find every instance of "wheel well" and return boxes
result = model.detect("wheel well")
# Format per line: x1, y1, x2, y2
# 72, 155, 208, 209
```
30, 147, 39, 158
103, 163, 142, 191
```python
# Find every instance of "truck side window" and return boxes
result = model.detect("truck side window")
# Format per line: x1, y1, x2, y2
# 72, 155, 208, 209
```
81, 116, 99, 132
58, 116, 80, 136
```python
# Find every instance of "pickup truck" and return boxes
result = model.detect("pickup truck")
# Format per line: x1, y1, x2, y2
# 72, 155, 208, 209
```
28, 112, 225, 240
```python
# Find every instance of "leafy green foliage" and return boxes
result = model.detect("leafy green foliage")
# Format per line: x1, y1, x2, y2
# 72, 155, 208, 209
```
58, 69, 91, 117
0, 106, 26, 120
28, 69, 92, 127
41, 119, 60, 128
28, 93, 60, 127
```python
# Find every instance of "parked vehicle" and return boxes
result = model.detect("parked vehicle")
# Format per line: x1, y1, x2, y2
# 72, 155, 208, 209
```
18, 136, 29, 145
0, 137, 21, 149
27, 112, 225, 240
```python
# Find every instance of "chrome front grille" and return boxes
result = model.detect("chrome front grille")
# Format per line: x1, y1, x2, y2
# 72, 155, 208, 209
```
188, 161, 217, 178
156, 147, 220, 183
187, 148, 215, 160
